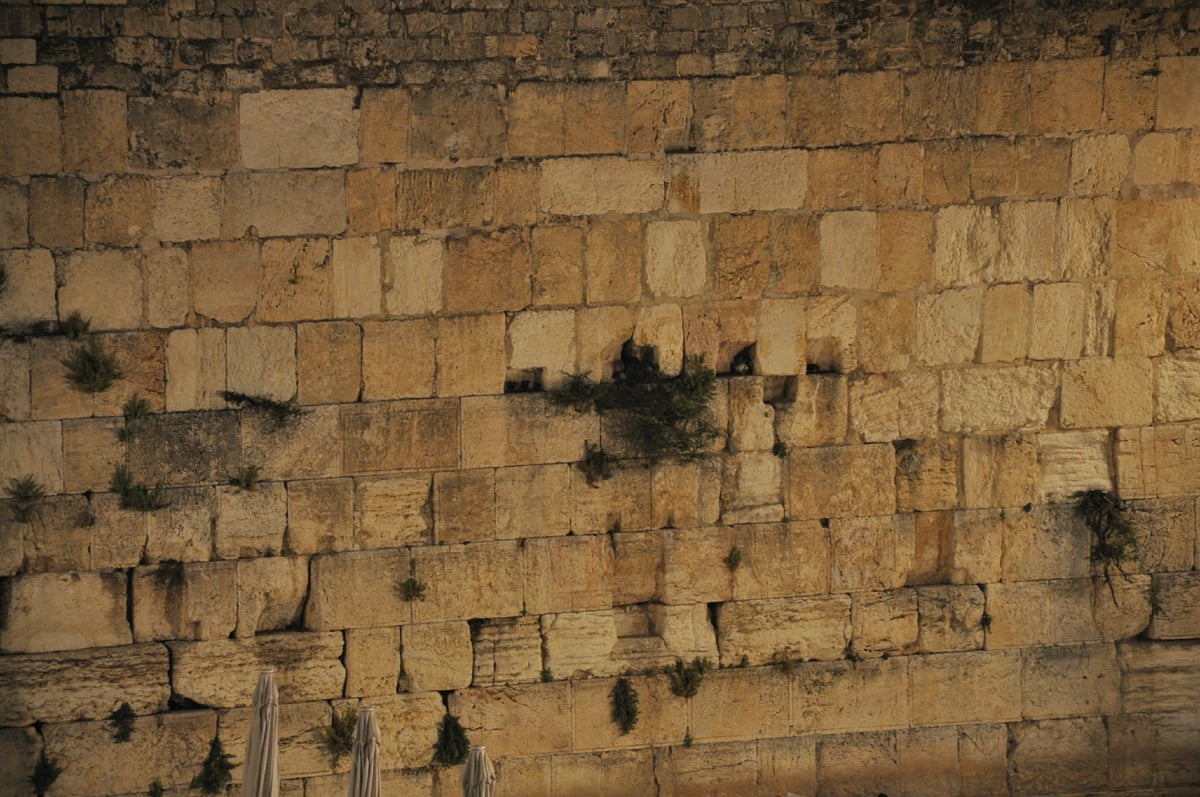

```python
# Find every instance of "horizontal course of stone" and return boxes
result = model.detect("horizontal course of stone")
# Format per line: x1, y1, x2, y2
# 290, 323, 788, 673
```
1, 1, 1200, 796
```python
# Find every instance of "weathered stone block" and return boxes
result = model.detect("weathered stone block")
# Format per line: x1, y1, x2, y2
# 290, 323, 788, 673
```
850, 589, 917, 658
372, 693, 445, 769
716, 595, 849, 665
1119, 639, 1200, 714
686, 668, 790, 743
240, 88, 358, 169
571, 674, 686, 750
1008, 718, 1109, 794
1021, 643, 1120, 720
831, 514, 914, 592
667, 150, 807, 214
84, 174, 151, 246
1060, 357, 1153, 428
585, 219, 642, 305
398, 167, 493, 230
349, 166, 397, 234
755, 298, 805, 376
223, 170, 347, 238
645, 220, 708, 298
190, 240, 259, 324
220, 700, 330, 782
628, 80, 691, 153
524, 534, 612, 616
472, 615, 542, 687
858, 296, 913, 374
226, 324, 295, 402
726, 521, 829, 600
214, 483, 287, 559
933, 205, 998, 288
775, 374, 847, 448
0, 181, 27, 249
909, 649, 1021, 726
0, 249, 55, 328
495, 464, 570, 540
941, 365, 1058, 433
1070, 134, 1131, 196
962, 433, 1038, 509
460, 394, 595, 469
432, 468, 495, 545
916, 585, 984, 653
530, 225, 584, 308
539, 157, 664, 216
411, 84, 505, 161
401, 621, 473, 691
1030, 58, 1103, 133
1156, 353, 1200, 423
445, 229, 530, 314
144, 487, 216, 565
132, 560, 237, 642
508, 309, 577, 389
914, 288, 982, 366
0, 97, 60, 175
785, 444, 896, 520
1, 571, 130, 654
711, 215, 769, 300
331, 235, 382, 318
129, 94, 237, 171
165, 328, 226, 412
385, 235, 443, 317
361, 319, 434, 400
894, 437, 958, 512
985, 579, 1116, 649
1060, 197, 1114, 279
1116, 424, 1200, 500
345, 626, 401, 698
305, 548, 408, 631
1147, 572, 1200, 640
341, 399, 459, 474
0, 341, 29, 423
541, 609, 618, 678
170, 633, 344, 708
235, 556, 307, 637
286, 478, 353, 555
355, 475, 431, 549
360, 86, 410, 163
449, 682, 572, 758
1114, 198, 1170, 277
0, 420, 63, 493
1039, 430, 1112, 501
1157, 56, 1200, 130
410, 540, 524, 623
657, 526, 732, 606
151, 176, 222, 243
143, 245, 189, 329
1028, 282, 1085, 360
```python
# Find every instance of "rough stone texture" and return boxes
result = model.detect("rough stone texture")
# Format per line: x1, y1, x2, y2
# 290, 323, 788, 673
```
401, 621, 473, 691
539, 157, 664, 216
169, 633, 345, 708
1, 571, 130, 654
1061, 357, 1154, 429
240, 89, 357, 169
716, 595, 850, 665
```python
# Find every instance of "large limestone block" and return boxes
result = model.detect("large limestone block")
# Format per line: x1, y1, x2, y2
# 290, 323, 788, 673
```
1060, 197, 1114, 279
985, 579, 1132, 649
410, 541, 524, 623
361, 319, 433, 400
1007, 718, 1109, 795
1038, 430, 1111, 500
132, 560, 237, 642
495, 464, 570, 540
345, 626, 401, 697
1148, 572, 1200, 639
220, 700, 331, 781
1070, 134, 1132, 195
628, 80, 692, 153
1126, 497, 1196, 573
1119, 639, 1200, 714
859, 296, 913, 374
775, 374, 848, 447
226, 324, 296, 403
716, 595, 850, 665
223, 170, 347, 238
785, 444, 896, 520
691, 668, 790, 742
1, 571, 130, 654
401, 621, 473, 691
240, 89, 357, 169
331, 236, 383, 319
460, 394, 595, 469
541, 610, 618, 678
539, 157, 664, 216
524, 534, 613, 615
830, 514, 914, 592
962, 433, 1038, 509
980, 283, 1031, 363
0, 727, 38, 796
933, 205, 998, 288
807, 147, 878, 211
1116, 424, 1200, 500
819, 211, 877, 291
909, 649, 1021, 727
894, 437, 959, 512
371, 693, 445, 769
652, 459, 720, 530
998, 201, 1060, 283
940, 365, 1057, 433
445, 230, 530, 314
1000, 504, 1091, 582
305, 549, 409, 631
720, 451, 782, 520
0, 420, 63, 492
645, 220, 707, 299
508, 309, 577, 389
917, 585, 985, 653
711, 215, 769, 300
355, 475, 431, 549
170, 633, 345, 708
398, 167, 493, 230
1028, 282, 1085, 360
411, 83, 505, 161
530, 225, 582, 307
242, 405, 341, 483
296, 321, 359, 405
652, 603, 720, 663
85, 175, 152, 246
729, 521, 829, 600
755, 298, 805, 376
0, 340, 29, 422
128, 93, 237, 171
807, 294, 858, 373
1060, 357, 1153, 428
190, 240, 259, 324
214, 483, 287, 559
1157, 56, 1200, 130
432, 468, 495, 545
0, 97, 60, 175
341, 399, 459, 474
571, 675, 687, 750
656, 741, 759, 797
630, 302, 685, 376
435, 314, 506, 397
449, 682, 572, 758
612, 531, 664, 606
472, 615, 542, 687
667, 150, 807, 214
166, 328, 226, 411
0, 643, 169, 726
1021, 643, 1120, 720
681, 302, 757, 377
914, 288, 982, 366
43, 710, 215, 797
152, 176, 222, 242
127, 410, 240, 486
360, 87, 410, 163
0, 248, 55, 328
28, 176, 84, 250
1156, 352, 1200, 423
851, 589, 918, 657
145, 487, 216, 565
286, 478, 353, 555
658, 526, 733, 605
236, 556, 308, 637
385, 235, 443, 317
813, 732, 899, 796
794, 657, 910, 734
1030, 57, 1103, 133
59, 249, 142, 331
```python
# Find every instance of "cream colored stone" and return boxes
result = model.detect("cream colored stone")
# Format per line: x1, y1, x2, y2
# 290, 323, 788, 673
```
728, 521, 829, 600
372, 692, 446, 769
62, 90, 125, 175
240, 88, 358, 169
57, 249, 142, 331
576, 305, 635, 381
1008, 718, 1109, 794
910, 649, 1021, 726
941, 365, 1058, 433
0, 248, 55, 327
667, 150, 807, 213
235, 556, 307, 637
285, 478, 353, 555
658, 525, 733, 605
985, 580, 1105, 649
658, 741, 759, 796
410, 540, 524, 623
432, 468, 494, 545
1132, 131, 1177, 186
191, 240, 259, 324
508, 310, 577, 389
539, 157, 664, 216
1021, 644, 1120, 720
645, 220, 707, 299
1060, 357, 1153, 428
894, 437, 959, 512
166, 328, 226, 411
170, 633, 344, 708
524, 534, 612, 615
332, 236, 382, 318
0, 420, 63, 492
401, 621, 473, 691
0, 571, 130, 653
360, 86, 410, 163
385, 235, 443, 317
436, 314, 506, 397
570, 675, 686, 752
225, 325, 295, 402
775, 374, 847, 447
1157, 57, 1200, 130
933, 205, 998, 288
132, 560, 237, 642
632, 303, 684, 376
144, 487, 215, 565
362, 319, 434, 400
1156, 352, 1200, 422
256, 237, 333, 323
848, 370, 939, 443
541, 610, 618, 678
355, 474, 431, 549
144, 245, 190, 329
241, 404, 341, 482
726, 378, 775, 453
756, 298, 805, 376
786, 444, 896, 519
807, 294, 857, 373
914, 288, 982, 366
449, 682, 572, 758
716, 595, 849, 665
1059, 197, 1114, 279
979, 283, 1030, 363
1028, 282, 1085, 360
830, 514, 914, 592
493, 464, 570, 540
852, 589, 918, 657
585, 218, 642, 305
151, 176, 222, 242
820, 210, 877, 291
720, 451, 782, 522
214, 483, 287, 559
1070, 134, 1131, 195
341, 399, 458, 474
917, 585, 985, 653
879, 210, 933, 292
691, 667, 791, 742
472, 615, 543, 687
859, 296, 913, 373
999, 200, 1060, 283
572, 466, 652, 534
1039, 430, 1112, 501
1169, 198, 1200, 274
794, 658, 910, 733
962, 433, 1038, 508
223, 170, 347, 238
305, 548, 408, 630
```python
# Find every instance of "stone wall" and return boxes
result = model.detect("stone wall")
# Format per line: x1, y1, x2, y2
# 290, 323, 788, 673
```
1, 0, 1199, 795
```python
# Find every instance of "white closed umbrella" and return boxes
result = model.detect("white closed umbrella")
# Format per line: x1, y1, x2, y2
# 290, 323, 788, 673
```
462, 745, 496, 797
347, 707, 381, 797
241, 670, 280, 797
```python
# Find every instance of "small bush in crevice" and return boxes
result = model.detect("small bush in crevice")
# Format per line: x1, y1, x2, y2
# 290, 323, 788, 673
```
4, 475, 46, 523
321, 706, 358, 768
108, 701, 137, 742
723, 545, 742, 572
118, 394, 151, 441
59, 311, 90, 340
30, 751, 62, 797
231, 464, 262, 492
399, 559, 426, 602
190, 736, 234, 795
666, 657, 712, 699
770, 650, 800, 675
62, 337, 123, 393
843, 642, 862, 663
578, 441, 613, 487
540, 668, 554, 683
1076, 489, 1138, 585
220, 390, 304, 430
610, 677, 640, 734
111, 466, 169, 512
433, 713, 470, 766
148, 779, 165, 797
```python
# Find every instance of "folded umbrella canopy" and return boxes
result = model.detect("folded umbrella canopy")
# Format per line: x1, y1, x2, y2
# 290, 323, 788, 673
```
242, 670, 280, 797
462, 745, 496, 797
347, 707, 381, 797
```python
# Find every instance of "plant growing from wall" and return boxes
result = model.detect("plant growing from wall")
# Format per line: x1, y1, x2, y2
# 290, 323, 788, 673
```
723, 545, 742, 572
321, 706, 358, 768
148, 779, 165, 797
399, 559, 427, 602
578, 441, 613, 487
118, 394, 151, 441
552, 352, 719, 466
220, 390, 303, 430
30, 751, 62, 797
59, 311, 90, 340
231, 464, 262, 492
609, 677, 640, 734
108, 701, 137, 742
1075, 489, 1138, 589
111, 466, 169, 512
190, 736, 234, 795
433, 713, 470, 766
666, 657, 712, 698
62, 337, 122, 393
4, 475, 46, 523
